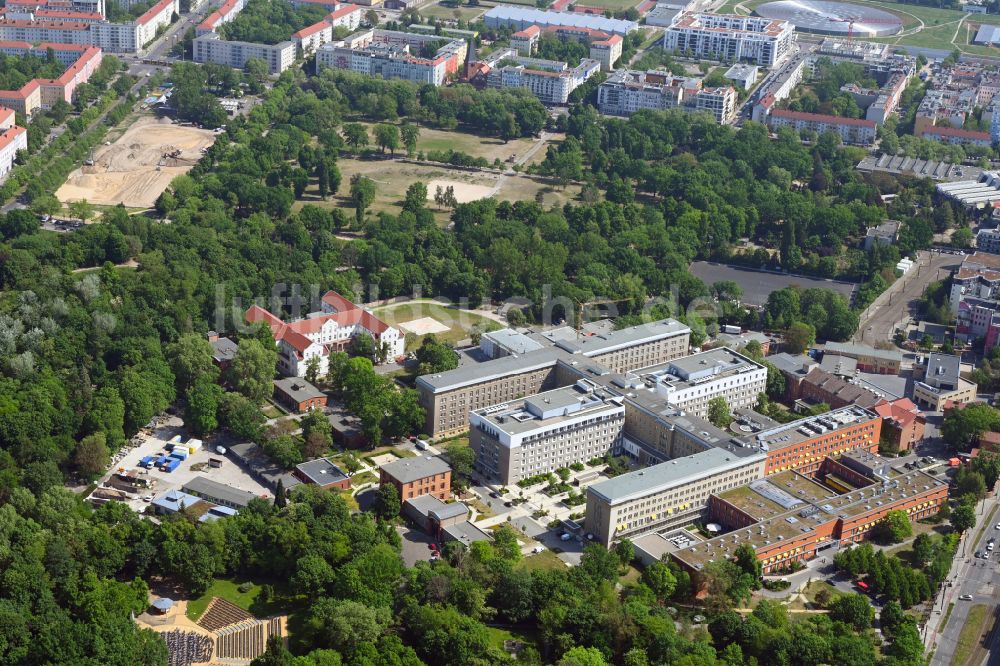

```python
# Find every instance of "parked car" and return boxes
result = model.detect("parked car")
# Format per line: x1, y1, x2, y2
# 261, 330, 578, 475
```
560, 533, 572, 542
960, 594, 973, 601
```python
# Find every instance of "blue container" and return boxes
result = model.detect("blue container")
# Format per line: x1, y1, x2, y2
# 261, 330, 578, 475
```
164, 459, 181, 473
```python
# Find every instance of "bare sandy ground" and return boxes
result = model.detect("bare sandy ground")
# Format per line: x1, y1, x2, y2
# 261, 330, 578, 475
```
399, 316, 450, 335
57, 117, 216, 208
425, 179, 498, 204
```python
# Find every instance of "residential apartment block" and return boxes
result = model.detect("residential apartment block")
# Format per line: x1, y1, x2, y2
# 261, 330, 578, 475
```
511, 24, 622, 72
949, 253, 1000, 350
245, 290, 403, 377
766, 109, 877, 146
0, 0, 175, 52
978, 228, 1000, 254
193, 32, 295, 73
487, 54, 600, 105
379, 456, 452, 502
918, 125, 993, 147
0, 107, 27, 184
317, 28, 466, 86
417, 319, 691, 437
664, 12, 793, 67
291, 3, 362, 55
0, 42, 101, 117
469, 380, 625, 484
597, 69, 738, 122
196, 0, 244, 36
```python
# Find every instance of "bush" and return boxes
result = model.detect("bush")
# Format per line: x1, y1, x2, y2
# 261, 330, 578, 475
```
762, 579, 791, 591
238, 582, 253, 593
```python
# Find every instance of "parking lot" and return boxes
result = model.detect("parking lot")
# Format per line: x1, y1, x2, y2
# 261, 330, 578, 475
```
99, 420, 272, 512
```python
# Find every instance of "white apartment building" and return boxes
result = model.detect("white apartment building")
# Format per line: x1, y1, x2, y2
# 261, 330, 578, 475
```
469, 381, 626, 485
695, 85, 737, 123
291, 4, 362, 54
196, 0, 244, 37
193, 32, 295, 73
590, 34, 621, 71
488, 56, 600, 105
0, 123, 27, 184
645, 348, 767, 419
598, 69, 686, 115
0, 0, 176, 52
245, 291, 403, 377
978, 228, 1000, 254
664, 12, 793, 67
316, 29, 466, 86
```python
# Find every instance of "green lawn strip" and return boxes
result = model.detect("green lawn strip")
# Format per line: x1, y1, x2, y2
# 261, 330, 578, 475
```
517, 549, 568, 572
950, 603, 992, 666
185, 579, 261, 621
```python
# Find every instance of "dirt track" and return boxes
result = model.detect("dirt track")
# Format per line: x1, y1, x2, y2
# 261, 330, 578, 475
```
57, 117, 216, 208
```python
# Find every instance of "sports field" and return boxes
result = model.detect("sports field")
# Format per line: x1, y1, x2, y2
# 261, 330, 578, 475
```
369, 301, 501, 349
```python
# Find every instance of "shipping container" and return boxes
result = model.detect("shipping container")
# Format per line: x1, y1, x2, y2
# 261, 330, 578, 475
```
170, 449, 189, 461
723, 325, 742, 335
140, 456, 155, 468
155, 456, 169, 467
164, 459, 181, 473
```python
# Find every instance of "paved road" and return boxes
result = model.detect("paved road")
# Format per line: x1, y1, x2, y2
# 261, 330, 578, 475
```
927, 493, 1000, 666
853, 251, 959, 346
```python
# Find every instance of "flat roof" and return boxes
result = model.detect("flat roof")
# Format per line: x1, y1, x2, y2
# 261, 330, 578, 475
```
416, 348, 561, 393
588, 447, 765, 505
227, 441, 302, 491
273, 377, 325, 401
404, 494, 469, 520
442, 520, 493, 544
380, 455, 451, 483
295, 458, 349, 485
750, 405, 879, 452
182, 476, 260, 508
819, 354, 857, 376
552, 318, 690, 356
768, 352, 816, 376
472, 381, 623, 437
658, 347, 762, 383
823, 341, 902, 363
482, 328, 545, 355
484, 5, 638, 34
925, 352, 961, 385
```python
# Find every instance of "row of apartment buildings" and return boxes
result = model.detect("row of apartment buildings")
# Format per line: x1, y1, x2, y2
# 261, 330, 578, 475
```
0, 41, 102, 117
486, 53, 600, 105
949, 252, 1000, 350
597, 69, 738, 123
0, 0, 175, 53
509, 24, 622, 72
316, 28, 467, 86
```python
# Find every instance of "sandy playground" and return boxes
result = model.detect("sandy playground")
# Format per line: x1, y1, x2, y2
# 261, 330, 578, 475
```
57, 117, 216, 209
425, 179, 498, 204
399, 317, 451, 335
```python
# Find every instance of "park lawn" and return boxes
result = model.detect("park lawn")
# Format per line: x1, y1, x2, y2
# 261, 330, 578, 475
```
351, 471, 377, 487
951, 604, 993, 666
802, 580, 839, 607
352, 122, 539, 164
186, 579, 261, 621
518, 549, 569, 572
300, 157, 581, 226
370, 300, 501, 349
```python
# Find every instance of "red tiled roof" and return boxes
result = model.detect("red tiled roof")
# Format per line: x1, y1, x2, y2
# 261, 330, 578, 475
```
0, 79, 40, 99
771, 109, 876, 128
137, 0, 174, 25
919, 125, 991, 141
513, 25, 540, 37
246, 291, 391, 356
0, 107, 14, 126
0, 40, 32, 48
0, 125, 27, 152
874, 398, 922, 428
293, 20, 329, 39
327, 3, 360, 19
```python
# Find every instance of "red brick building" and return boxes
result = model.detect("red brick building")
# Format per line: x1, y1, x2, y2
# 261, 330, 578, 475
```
273, 378, 327, 413
379, 455, 452, 502
874, 398, 925, 453
757, 406, 882, 476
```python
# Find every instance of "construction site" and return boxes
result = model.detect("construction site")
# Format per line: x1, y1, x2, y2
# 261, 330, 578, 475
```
56, 117, 216, 209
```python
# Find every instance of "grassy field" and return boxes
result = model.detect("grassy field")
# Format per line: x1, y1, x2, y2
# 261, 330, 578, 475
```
518, 549, 568, 571
298, 157, 582, 226
571, 0, 639, 10
418, 2, 487, 21
353, 122, 541, 164
802, 580, 839, 606
951, 603, 993, 666
186, 579, 261, 621
370, 300, 502, 349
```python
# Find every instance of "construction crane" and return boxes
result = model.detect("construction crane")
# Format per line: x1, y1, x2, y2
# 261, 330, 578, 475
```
830, 16, 900, 45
